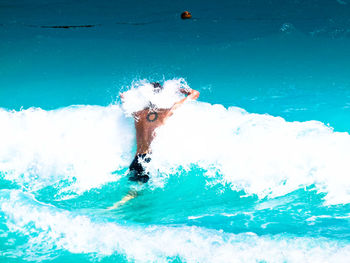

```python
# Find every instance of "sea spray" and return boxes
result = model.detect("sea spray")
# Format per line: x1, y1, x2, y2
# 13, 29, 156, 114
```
1, 87, 350, 204
0, 105, 134, 195
120, 79, 190, 115
150, 102, 350, 205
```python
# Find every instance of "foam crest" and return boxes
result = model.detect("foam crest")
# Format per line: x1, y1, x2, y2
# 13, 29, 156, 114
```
149, 102, 350, 205
121, 78, 189, 116
1, 190, 349, 263
1, 79, 350, 205
0, 105, 134, 195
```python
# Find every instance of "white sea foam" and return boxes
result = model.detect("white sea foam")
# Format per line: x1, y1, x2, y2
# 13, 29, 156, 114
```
1, 79, 350, 204
0, 105, 134, 195
1, 190, 350, 263
149, 102, 350, 205
121, 78, 189, 115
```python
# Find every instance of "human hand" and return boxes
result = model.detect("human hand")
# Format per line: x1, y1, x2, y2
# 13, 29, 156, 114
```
179, 88, 191, 95
189, 89, 200, 100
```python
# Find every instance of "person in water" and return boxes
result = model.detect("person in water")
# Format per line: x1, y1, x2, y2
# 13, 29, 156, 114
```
126, 82, 200, 184
108, 82, 199, 209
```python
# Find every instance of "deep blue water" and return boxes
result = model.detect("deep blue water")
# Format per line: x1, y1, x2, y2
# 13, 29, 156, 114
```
1, 1, 350, 262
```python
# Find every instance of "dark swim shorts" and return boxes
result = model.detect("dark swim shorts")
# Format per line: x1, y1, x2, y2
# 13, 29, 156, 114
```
128, 154, 151, 183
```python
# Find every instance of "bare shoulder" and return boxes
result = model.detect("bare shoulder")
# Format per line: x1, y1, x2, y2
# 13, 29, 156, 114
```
132, 109, 147, 121
133, 108, 171, 123
158, 108, 171, 114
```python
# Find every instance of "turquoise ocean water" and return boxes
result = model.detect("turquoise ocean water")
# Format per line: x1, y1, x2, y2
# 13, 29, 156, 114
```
1, 0, 350, 262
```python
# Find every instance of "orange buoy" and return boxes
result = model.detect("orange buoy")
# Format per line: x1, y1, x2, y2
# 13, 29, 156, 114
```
181, 11, 192, 20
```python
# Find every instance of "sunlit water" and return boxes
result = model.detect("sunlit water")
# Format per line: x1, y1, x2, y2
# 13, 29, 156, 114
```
1, 1, 350, 262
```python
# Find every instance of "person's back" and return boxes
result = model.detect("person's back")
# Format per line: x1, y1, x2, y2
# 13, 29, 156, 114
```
107, 82, 199, 209
134, 108, 171, 155
125, 82, 199, 183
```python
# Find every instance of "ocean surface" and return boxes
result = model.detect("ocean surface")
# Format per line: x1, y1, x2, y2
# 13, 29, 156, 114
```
1, 0, 350, 262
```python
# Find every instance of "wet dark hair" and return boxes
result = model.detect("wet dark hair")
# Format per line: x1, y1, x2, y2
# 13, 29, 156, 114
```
151, 82, 163, 93
146, 82, 163, 109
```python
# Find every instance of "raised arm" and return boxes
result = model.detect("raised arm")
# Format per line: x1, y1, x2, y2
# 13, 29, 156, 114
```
169, 88, 200, 113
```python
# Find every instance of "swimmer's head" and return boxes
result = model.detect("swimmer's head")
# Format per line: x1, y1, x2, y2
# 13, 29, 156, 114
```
151, 82, 163, 94
146, 82, 163, 109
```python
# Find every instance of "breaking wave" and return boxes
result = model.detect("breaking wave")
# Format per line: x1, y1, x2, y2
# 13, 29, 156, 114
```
1, 86, 350, 204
